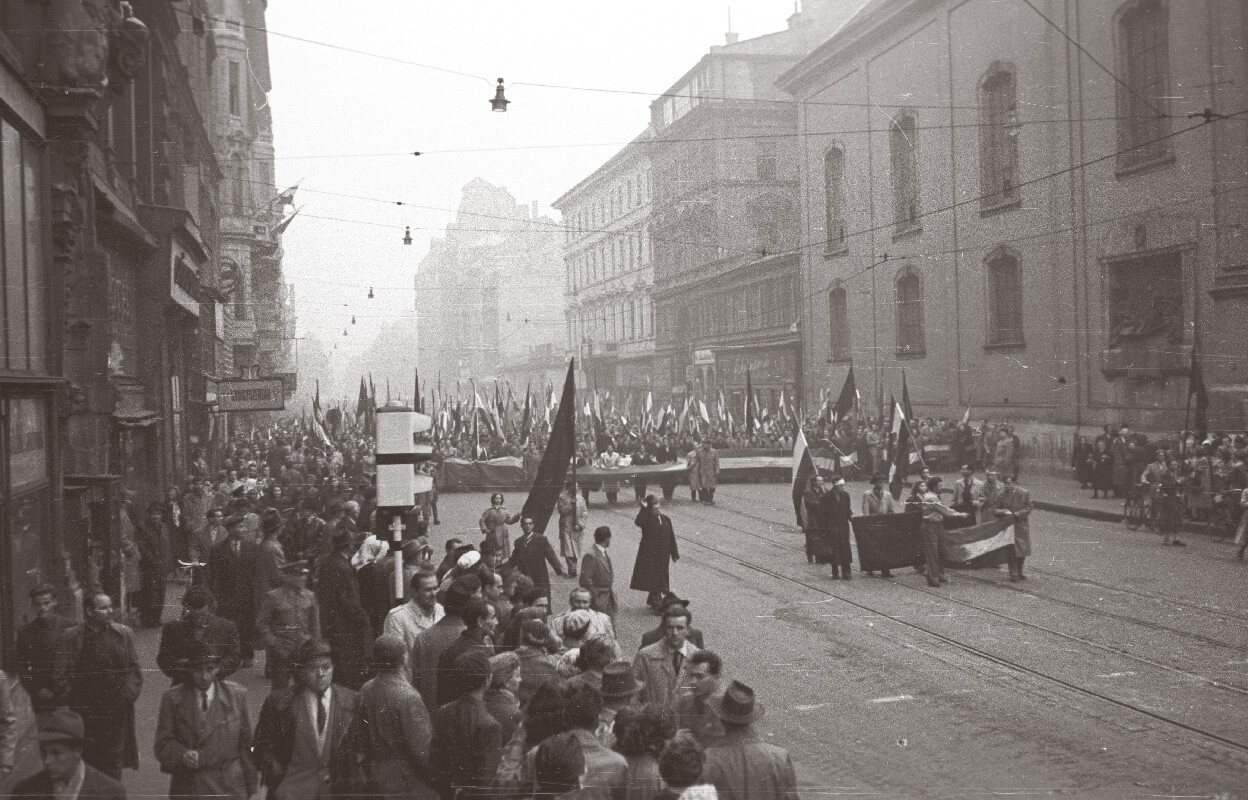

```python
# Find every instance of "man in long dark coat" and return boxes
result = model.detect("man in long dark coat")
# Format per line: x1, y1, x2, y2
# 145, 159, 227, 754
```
314, 527, 372, 689
54, 590, 143, 780
15, 584, 70, 712
156, 585, 241, 685
631, 495, 679, 611
815, 477, 854, 579
508, 516, 565, 603
208, 516, 259, 666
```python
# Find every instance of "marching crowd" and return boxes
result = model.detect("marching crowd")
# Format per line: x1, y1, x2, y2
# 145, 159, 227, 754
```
0, 421, 800, 800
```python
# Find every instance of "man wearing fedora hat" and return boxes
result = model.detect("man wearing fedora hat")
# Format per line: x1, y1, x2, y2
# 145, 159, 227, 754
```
154, 643, 257, 800
9, 709, 126, 800
702, 680, 798, 800
252, 638, 361, 800
256, 561, 321, 689
208, 515, 260, 667
631, 495, 679, 612
595, 661, 644, 749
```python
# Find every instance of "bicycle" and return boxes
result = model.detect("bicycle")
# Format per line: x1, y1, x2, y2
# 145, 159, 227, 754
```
1123, 483, 1153, 531
1210, 492, 1244, 543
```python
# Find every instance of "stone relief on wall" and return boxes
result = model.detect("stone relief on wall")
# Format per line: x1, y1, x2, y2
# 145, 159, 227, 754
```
1107, 253, 1184, 349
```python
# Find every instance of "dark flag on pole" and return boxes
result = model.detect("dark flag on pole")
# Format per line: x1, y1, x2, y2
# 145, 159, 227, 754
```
791, 429, 817, 526
901, 370, 914, 422
832, 364, 857, 424
357, 377, 368, 421
745, 368, 756, 436
520, 381, 532, 446
414, 368, 422, 413
522, 359, 576, 534
1188, 348, 1209, 442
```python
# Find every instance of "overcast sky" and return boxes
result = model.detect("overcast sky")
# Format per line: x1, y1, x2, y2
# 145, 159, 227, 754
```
264, 0, 809, 381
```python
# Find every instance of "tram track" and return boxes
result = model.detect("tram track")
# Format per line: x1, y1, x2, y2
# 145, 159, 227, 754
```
599, 500, 1248, 757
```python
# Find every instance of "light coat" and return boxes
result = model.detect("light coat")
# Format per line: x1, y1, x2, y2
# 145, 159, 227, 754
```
154, 680, 258, 800
990, 486, 1033, 557
631, 639, 699, 709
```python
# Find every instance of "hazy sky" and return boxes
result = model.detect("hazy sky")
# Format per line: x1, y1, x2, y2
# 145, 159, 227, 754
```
264, 1, 808, 378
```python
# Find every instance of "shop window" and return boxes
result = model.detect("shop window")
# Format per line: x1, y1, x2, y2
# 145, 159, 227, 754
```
2, 121, 47, 373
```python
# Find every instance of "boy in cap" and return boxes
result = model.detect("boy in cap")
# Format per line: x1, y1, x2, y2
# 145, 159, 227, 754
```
10, 710, 126, 800
256, 561, 321, 689
154, 643, 257, 800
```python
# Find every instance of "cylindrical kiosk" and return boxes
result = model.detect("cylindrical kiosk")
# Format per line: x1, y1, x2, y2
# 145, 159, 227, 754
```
375, 402, 430, 601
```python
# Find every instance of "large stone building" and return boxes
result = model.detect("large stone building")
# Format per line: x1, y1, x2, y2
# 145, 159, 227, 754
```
645, 2, 857, 411
0, 0, 289, 700
415, 179, 567, 391
780, 0, 1248, 464
553, 128, 655, 395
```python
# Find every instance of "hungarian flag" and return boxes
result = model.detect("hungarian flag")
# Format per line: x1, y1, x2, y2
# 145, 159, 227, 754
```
522, 359, 576, 534
960, 397, 972, 426
791, 429, 817, 526
888, 398, 914, 484
1189, 348, 1209, 441
832, 365, 857, 424
941, 519, 1016, 567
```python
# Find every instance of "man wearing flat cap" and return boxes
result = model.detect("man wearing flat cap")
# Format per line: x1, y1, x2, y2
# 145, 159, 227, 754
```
252, 638, 361, 800
256, 561, 321, 689
9, 709, 126, 800
314, 526, 371, 689
208, 514, 260, 667
154, 643, 257, 800
702, 681, 798, 800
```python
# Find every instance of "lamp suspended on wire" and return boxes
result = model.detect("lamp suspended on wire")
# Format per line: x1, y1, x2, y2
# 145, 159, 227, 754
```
368, 287, 374, 299
403, 226, 412, 245
351, 315, 356, 324
490, 78, 509, 112
343, 328, 348, 336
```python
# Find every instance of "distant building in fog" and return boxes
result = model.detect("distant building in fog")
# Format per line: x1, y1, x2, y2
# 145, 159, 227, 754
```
553, 127, 655, 395
781, 0, 1248, 458
415, 179, 567, 392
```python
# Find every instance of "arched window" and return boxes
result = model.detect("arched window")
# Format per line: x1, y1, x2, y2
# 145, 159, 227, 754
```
889, 112, 920, 231
895, 269, 925, 354
1116, 0, 1171, 169
823, 147, 846, 251
828, 287, 850, 361
986, 248, 1024, 346
979, 64, 1019, 208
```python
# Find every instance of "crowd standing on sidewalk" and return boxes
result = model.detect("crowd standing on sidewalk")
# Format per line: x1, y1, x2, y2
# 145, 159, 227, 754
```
3, 419, 801, 800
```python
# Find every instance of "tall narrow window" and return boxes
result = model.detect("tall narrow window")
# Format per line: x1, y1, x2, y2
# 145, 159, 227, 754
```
895, 269, 925, 354
979, 64, 1019, 209
755, 140, 778, 181
889, 112, 919, 231
828, 287, 850, 361
986, 248, 1024, 346
227, 61, 240, 115
1117, 0, 1170, 169
823, 147, 846, 251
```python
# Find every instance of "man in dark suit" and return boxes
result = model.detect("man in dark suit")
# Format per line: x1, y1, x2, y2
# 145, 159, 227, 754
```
579, 526, 618, 618
15, 584, 70, 712
252, 638, 360, 800
208, 515, 259, 666
314, 528, 371, 690
10, 709, 127, 800
507, 516, 565, 603
156, 585, 241, 685
640, 595, 706, 650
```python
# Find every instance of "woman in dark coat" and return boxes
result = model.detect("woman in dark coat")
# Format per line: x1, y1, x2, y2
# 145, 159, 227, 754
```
814, 477, 854, 579
800, 476, 826, 565
1073, 436, 1094, 489
1090, 438, 1114, 499
630, 495, 679, 610
137, 502, 172, 628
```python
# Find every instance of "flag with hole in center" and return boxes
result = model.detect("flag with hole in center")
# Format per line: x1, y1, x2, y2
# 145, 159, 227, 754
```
941, 518, 1015, 567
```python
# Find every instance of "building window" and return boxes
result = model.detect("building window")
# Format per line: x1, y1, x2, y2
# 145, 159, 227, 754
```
889, 112, 920, 232
1116, 0, 1171, 170
1, 122, 46, 373
828, 287, 850, 361
823, 147, 846, 251
979, 64, 1019, 210
228, 60, 240, 115
895, 269, 925, 355
755, 140, 777, 181
985, 248, 1024, 346
229, 153, 248, 216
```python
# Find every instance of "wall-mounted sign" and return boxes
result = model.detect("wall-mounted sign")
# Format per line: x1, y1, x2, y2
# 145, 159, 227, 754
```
693, 349, 716, 365
170, 240, 200, 316
216, 378, 286, 412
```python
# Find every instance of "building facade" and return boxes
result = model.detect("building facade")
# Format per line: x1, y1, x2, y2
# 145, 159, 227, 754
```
415, 179, 566, 390
553, 128, 655, 396
781, 0, 1248, 461
647, 2, 859, 412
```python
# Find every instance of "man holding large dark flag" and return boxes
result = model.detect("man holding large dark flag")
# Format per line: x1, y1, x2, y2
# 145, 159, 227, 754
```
521, 359, 576, 534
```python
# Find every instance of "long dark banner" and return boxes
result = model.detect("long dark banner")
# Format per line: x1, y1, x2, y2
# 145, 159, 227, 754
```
851, 511, 923, 572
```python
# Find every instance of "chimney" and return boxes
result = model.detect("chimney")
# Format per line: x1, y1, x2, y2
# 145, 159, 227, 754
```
531, 200, 539, 218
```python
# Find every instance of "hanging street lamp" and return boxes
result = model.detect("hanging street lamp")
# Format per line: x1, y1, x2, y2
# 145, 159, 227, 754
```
490, 78, 510, 112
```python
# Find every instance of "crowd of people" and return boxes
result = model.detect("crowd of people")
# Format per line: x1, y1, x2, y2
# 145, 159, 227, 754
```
1, 419, 800, 800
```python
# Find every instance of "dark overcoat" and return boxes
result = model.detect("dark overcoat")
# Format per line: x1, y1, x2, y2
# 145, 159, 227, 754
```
630, 509, 679, 592
208, 538, 259, 637
10, 763, 126, 800
156, 612, 241, 685
314, 552, 372, 689
814, 487, 854, 566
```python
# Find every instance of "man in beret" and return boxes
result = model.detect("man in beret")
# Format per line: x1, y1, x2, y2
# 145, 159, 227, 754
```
256, 561, 321, 689
252, 639, 360, 800
157, 585, 241, 686
9, 709, 126, 800
154, 643, 257, 800
208, 515, 260, 667
314, 527, 371, 689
